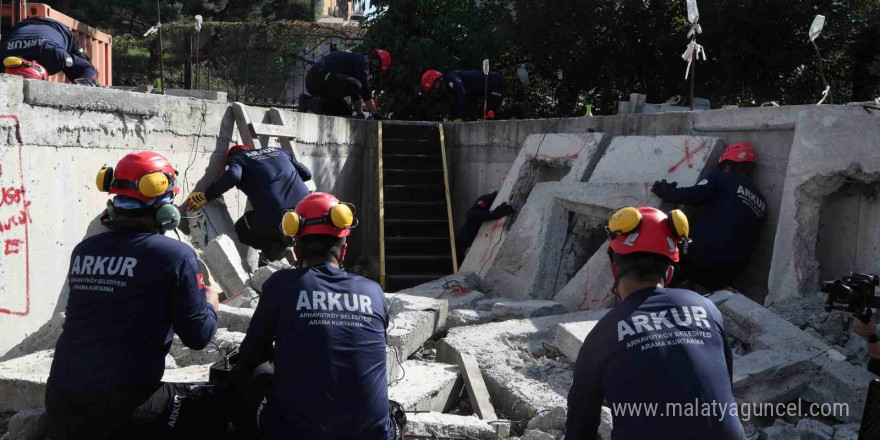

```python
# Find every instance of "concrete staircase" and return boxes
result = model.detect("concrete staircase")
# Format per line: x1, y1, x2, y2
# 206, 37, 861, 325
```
381, 123, 456, 292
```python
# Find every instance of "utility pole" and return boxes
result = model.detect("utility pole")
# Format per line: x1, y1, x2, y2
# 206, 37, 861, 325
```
683, 0, 704, 111
157, 0, 166, 94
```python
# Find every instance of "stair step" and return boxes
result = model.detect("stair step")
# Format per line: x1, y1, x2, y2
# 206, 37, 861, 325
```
385, 236, 451, 255
384, 184, 444, 201
385, 201, 448, 218
383, 124, 439, 140
384, 138, 440, 155
384, 169, 444, 185
385, 274, 451, 292
383, 154, 442, 170
385, 218, 450, 237
385, 255, 454, 275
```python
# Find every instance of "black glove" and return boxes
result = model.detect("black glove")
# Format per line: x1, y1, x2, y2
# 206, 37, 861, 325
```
651, 179, 677, 197
491, 202, 515, 218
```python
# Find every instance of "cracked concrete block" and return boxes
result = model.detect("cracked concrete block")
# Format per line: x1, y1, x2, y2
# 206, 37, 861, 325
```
832, 423, 859, 440
796, 419, 833, 440
0, 350, 53, 411
460, 133, 608, 275
588, 135, 723, 185
554, 315, 608, 362
437, 310, 607, 422
491, 300, 569, 321
554, 242, 614, 311
388, 361, 461, 412
768, 107, 880, 305
403, 412, 497, 440
0, 313, 65, 362
521, 430, 555, 440
732, 349, 814, 403
484, 182, 660, 301
805, 350, 874, 423
203, 235, 250, 297
222, 287, 260, 309
250, 261, 290, 293
160, 364, 212, 383
170, 329, 244, 368
217, 305, 254, 333
396, 275, 486, 310
716, 293, 828, 354
24, 80, 161, 116
388, 311, 439, 359
475, 297, 518, 311
5, 408, 46, 440
527, 406, 567, 432
386, 293, 449, 329
448, 309, 492, 328
387, 346, 402, 383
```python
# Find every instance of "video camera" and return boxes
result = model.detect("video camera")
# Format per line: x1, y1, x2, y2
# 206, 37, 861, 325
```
822, 272, 880, 322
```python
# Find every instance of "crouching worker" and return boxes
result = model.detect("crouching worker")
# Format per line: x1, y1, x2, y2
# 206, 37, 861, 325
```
185, 144, 312, 266
305, 49, 391, 118
46, 151, 220, 439
1, 18, 98, 85
566, 207, 744, 440
233, 193, 395, 440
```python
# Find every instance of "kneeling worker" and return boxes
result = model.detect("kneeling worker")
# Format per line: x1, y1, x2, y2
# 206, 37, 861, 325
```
234, 193, 394, 440
305, 48, 391, 117
186, 144, 312, 265
1, 17, 98, 85
566, 207, 744, 440
651, 142, 766, 290
46, 151, 219, 439
421, 69, 506, 120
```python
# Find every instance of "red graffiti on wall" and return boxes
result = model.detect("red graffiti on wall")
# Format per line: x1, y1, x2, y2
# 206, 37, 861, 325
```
0, 114, 31, 317
668, 139, 709, 173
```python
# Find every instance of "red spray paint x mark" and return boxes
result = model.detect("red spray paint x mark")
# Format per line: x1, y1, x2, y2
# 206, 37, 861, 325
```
0, 114, 30, 317
668, 140, 708, 173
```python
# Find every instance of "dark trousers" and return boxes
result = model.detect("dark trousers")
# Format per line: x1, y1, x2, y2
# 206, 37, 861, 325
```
674, 253, 748, 291
305, 64, 363, 116
235, 211, 293, 264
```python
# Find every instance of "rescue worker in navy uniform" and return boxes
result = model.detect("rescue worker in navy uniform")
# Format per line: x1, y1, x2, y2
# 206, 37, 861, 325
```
421, 69, 506, 121
852, 318, 880, 375
456, 191, 514, 263
0, 17, 98, 85
651, 142, 766, 290
305, 49, 391, 117
45, 151, 220, 439
185, 144, 312, 266
233, 193, 394, 440
566, 207, 744, 440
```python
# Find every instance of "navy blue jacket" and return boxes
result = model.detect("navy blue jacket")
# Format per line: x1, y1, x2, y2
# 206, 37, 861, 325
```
237, 263, 393, 440
443, 71, 506, 119
654, 171, 766, 264
316, 51, 372, 101
0, 18, 95, 80
566, 287, 744, 440
49, 230, 217, 396
206, 148, 311, 229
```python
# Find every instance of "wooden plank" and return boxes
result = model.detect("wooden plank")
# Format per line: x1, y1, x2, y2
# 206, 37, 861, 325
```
231, 102, 261, 149
378, 122, 386, 290
438, 124, 459, 272
250, 122, 297, 139
456, 351, 495, 420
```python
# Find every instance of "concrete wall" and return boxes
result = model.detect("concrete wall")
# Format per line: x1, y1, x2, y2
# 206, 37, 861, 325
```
0, 74, 378, 356
444, 105, 819, 303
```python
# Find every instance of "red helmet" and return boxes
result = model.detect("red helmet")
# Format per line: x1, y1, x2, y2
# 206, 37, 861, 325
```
282, 193, 356, 238
719, 142, 756, 165
372, 49, 392, 73
106, 151, 179, 202
225, 144, 252, 161
3, 57, 48, 81
421, 70, 443, 92
607, 207, 689, 262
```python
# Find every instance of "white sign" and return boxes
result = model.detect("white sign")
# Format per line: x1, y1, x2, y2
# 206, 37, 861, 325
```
482, 59, 490, 75
809, 15, 825, 42
686, 0, 699, 24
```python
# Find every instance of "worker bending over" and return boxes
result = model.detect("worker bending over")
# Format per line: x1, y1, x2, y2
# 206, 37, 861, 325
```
186, 144, 312, 266
456, 191, 514, 263
651, 142, 766, 291
1, 17, 98, 85
234, 193, 394, 440
566, 207, 744, 440
421, 69, 506, 120
305, 48, 391, 118
46, 151, 220, 439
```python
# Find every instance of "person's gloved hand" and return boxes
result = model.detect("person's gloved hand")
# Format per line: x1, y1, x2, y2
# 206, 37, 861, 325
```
651, 179, 678, 197
492, 202, 515, 218
853, 317, 877, 338
185, 192, 208, 211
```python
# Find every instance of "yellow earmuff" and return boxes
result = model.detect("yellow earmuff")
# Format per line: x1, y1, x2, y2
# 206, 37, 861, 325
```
137, 172, 171, 198
281, 210, 302, 237
96, 165, 113, 192
607, 206, 643, 236
3, 56, 22, 68
280, 203, 357, 237
668, 209, 690, 241
329, 203, 355, 229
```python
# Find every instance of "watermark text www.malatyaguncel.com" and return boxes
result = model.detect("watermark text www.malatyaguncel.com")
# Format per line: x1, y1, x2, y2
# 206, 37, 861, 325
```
611, 399, 849, 422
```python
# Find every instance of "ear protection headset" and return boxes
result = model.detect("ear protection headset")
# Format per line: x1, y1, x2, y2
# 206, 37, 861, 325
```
281, 203, 358, 237
96, 165, 177, 199
606, 206, 691, 243
106, 202, 181, 232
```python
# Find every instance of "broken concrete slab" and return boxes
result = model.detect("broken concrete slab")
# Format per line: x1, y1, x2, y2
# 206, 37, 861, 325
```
484, 182, 660, 301
491, 301, 568, 321
249, 261, 291, 293
388, 361, 460, 412
554, 242, 615, 311
768, 107, 880, 305
170, 329, 244, 368
448, 309, 492, 328
4, 408, 46, 440
796, 419, 834, 440
403, 412, 497, 440
396, 273, 487, 309
0, 350, 53, 412
203, 235, 250, 296
0, 313, 65, 362
437, 310, 607, 422
217, 305, 254, 333
457, 352, 496, 419
460, 132, 608, 276
554, 315, 608, 362
386, 293, 449, 358
222, 287, 260, 309
588, 135, 724, 185
526, 406, 567, 432
387, 293, 450, 328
